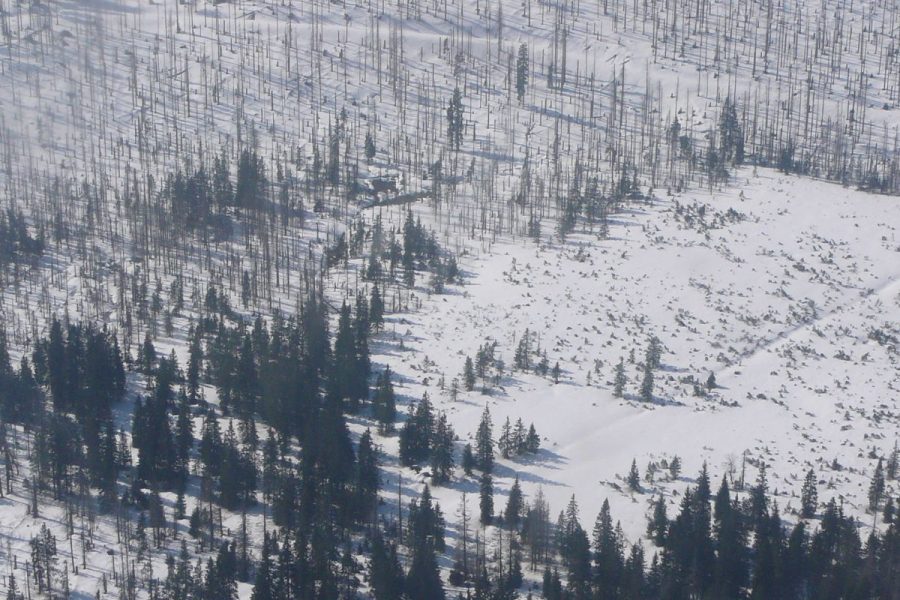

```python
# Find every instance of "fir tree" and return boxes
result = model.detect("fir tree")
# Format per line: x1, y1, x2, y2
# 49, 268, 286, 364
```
646, 336, 662, 369
592, 499, 623, 599
251, 534, 274, 600
512, 418, 527, 455
868, 457, 886, 512
526, 423, 541, 454
373, 367, 397, 434
627, 459, 641, 492
614, 358, 627, 398
430, 412, 455, 485
506, 475, 524, 529
364, 131, 377, 163
479, 472, 494, 525
801, 468, 818, 518
516, 43, 529, 103
639, 363, 654, 402
475, 406, 494, 473
463, 356, 476, 391
499, 417, 512, 459
886, 442, 898, 480
355, 429, 379, 522
447, 87, 464, 150
461, 443, 476, 476
406, 487, 446, 600
669, 455, 682, 480
369, 285, 384, 330
370, 530, 404, 600
647, 495, 668, 546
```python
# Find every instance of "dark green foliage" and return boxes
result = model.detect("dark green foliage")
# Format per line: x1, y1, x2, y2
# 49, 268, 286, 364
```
463, 356, 476, 391
627, 459, 641, 492
475, 406, 494, 473
369, 530, 404, 599
718, 96, 745, 166
373, 366, 397, 434
364, 131, 377, 163
235, 148, 266, 211
591, 499, 623, 599
516, 44, 529, 102
614, 358, 626, 398
447, 87, 464, 150
0, 341, 41, 426
461, 443, 476, 476
354, 429, 379, 523
479, 472, 493, 525
505, 475, 524, 529
166, 167, 214, 232
639, 363, 654, 402
869, 458, 886, 512
406, 486, 446, 599
801, 468, 818, 518
328, 300, 371, 412
398, 393, 434, 467
430, 412, 455, 485
647, 495, 668, 546
0, 208, 44, 269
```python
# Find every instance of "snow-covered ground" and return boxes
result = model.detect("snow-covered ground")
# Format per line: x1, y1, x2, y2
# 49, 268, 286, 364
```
1, 0, 899, 597
373, 168, 900, 554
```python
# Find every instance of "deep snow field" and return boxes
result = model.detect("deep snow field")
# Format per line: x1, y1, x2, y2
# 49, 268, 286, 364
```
0, 0, 899, 597
374, 169, 900, 550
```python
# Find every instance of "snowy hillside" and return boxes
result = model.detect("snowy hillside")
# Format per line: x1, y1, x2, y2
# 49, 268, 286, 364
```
377, 169, 900, 541
0, 0, 898, 599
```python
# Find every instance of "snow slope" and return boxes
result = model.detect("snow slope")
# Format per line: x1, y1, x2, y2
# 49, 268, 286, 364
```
0, 0, 899, 597
370, 168, 899, 551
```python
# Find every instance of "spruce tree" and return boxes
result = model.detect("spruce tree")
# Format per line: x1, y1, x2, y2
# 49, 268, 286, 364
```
801, 468, 818, 518
355, 429, 379, 522
369, 285, 384, 330
516, 43, 529, 102
639, 363, 654, 402
373, 367, 397, 434
505, 475, 524, 529
406, 487, 446, 600
370, 530, 404, 600
868, 458, 886, 512
430, 412, 455, 485
646, 336, 662, 369
512, 418, 527, 455
627, 459, 641, 492
614, 358, 626, 398
364, 131, 377, 163
887, 442, 898, 480
591, 499, 622, 599
461, 443, 475, 476
499, 417, 512, 459
251, 534, 274, 600
475, 406, 494, 473
647, 495, 668, 546
463, 356, 476, 391
447, 87, 464, 150
479, 472, 494, 525
526, 423, 541, 453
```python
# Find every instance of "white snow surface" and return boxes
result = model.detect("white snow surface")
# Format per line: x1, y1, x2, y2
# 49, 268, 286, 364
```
0, 0, 898, 597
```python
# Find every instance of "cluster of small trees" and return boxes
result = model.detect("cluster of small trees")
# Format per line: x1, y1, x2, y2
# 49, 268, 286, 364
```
514, 328, 553, 379
398, 393, 456, 485
498, 416, 541, 459
612, 336, 662, 402
0, 208, 44, 271
359, 210, 458, 293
